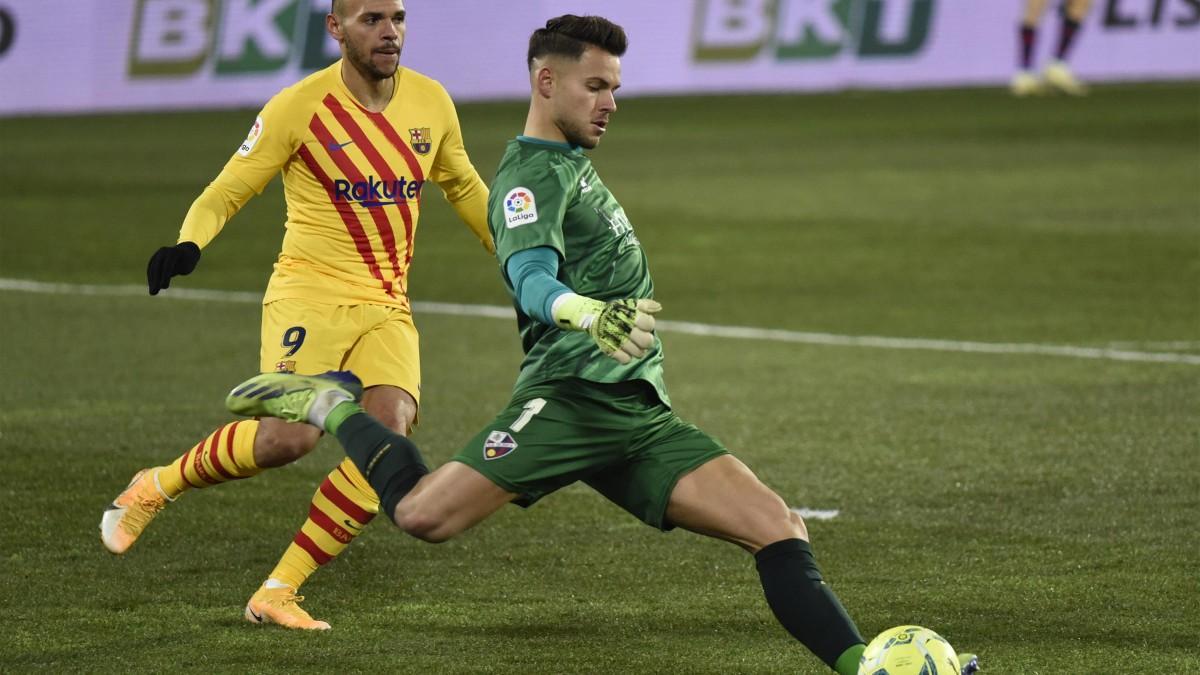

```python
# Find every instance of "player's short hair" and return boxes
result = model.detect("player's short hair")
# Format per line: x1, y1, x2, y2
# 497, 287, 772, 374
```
330, 0, 345, 18
527, 15, 628, 69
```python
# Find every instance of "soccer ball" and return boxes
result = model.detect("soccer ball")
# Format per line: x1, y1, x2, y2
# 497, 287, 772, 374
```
858, 625, 961, 675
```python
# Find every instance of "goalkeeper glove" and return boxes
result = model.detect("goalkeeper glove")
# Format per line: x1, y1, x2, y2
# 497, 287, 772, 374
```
552, 293, 662, 365
146, 242, 201, 295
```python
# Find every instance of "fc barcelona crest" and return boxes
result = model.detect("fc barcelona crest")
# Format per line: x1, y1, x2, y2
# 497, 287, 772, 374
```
408, 127, 432, 155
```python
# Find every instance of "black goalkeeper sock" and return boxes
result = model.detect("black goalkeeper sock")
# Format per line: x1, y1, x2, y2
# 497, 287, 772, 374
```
755, 538, 865, 674
334, 410, 429, 525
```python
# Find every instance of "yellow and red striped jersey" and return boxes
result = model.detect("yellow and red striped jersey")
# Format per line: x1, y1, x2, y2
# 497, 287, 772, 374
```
179, 61, 492, 309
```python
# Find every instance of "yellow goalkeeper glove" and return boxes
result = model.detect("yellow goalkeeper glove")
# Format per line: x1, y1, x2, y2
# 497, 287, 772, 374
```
551, 294, 662, 365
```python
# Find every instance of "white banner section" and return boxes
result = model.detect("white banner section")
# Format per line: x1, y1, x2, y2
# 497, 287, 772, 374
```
0, 0, 1197, 115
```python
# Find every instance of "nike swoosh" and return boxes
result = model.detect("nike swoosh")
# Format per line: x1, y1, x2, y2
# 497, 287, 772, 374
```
327, 140, 354, 151
248, 607, 263, 623
342, 519, 362, 531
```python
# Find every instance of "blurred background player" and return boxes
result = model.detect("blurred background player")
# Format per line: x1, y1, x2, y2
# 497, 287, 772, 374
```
99, 0, 493, 630
1013, 0, 1094, 96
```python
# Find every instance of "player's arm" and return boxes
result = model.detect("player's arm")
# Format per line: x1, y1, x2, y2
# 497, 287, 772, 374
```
505, 247, 660, 364
147, 171, 260, 295
429, 92, 494, 254
148, 97, 297, 295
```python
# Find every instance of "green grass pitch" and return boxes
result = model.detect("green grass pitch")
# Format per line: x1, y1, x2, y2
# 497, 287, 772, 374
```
1, 83, 1197, 673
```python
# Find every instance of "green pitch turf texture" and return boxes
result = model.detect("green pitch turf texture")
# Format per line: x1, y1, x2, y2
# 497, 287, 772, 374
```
1, 83, 1197, 673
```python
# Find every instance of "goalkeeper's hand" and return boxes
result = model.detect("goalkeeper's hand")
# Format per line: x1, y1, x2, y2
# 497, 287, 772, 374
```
553, 294, 662, 365
146, 242, 201, 295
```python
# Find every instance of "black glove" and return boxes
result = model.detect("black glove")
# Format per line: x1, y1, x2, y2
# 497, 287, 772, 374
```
146, 242, 201, 295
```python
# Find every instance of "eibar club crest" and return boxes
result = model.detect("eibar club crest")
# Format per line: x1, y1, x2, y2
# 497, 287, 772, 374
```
408, 127, 432, 155
483, 431, 518, 460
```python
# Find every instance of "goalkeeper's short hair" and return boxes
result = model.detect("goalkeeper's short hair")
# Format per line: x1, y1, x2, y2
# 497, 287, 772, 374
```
527, 15, 627, 69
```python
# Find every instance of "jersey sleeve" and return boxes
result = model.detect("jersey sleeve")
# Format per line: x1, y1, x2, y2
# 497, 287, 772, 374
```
178, 89, 302, 247
176, 171, 259, 248
221, 90, 302, 196
429, 86, 493, 253
490, 155, 575, 267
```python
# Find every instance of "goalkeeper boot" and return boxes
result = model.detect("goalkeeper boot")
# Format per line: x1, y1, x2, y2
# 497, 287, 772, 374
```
1042, 60, 1087, 96
100, 468, 173, 554
226, 370, 362, 427
245, 583, 331, 631
959, 652, 980, 674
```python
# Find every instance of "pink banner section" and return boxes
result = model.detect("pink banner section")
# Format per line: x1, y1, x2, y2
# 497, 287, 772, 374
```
1, 0, 1197, 115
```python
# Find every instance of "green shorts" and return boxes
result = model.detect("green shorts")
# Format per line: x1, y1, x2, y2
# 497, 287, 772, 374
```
451, 378, 728, 530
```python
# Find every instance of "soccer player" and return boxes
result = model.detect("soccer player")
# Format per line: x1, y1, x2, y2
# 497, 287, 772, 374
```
221, 15, 982, 674
1012, 0, 1094, 96
100, 0, 493, 630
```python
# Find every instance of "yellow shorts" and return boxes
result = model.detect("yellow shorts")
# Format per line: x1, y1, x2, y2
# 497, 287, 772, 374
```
259, 298, 421, 404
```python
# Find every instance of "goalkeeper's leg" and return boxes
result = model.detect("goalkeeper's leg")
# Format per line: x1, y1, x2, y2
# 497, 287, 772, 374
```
666, 455, 866, 675
226, 371, 514, 542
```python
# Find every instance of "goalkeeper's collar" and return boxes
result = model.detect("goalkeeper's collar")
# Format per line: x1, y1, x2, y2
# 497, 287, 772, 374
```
516, 135, 583, 153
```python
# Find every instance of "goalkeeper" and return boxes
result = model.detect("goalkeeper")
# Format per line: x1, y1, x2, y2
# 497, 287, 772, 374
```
221, 15, 907, 675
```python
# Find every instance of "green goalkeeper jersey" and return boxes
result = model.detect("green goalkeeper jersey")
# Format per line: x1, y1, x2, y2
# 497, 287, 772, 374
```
488, 136, 669, 407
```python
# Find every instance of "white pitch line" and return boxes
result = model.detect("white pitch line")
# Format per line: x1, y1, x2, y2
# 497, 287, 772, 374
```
2, 277, 1196, 365
1104, 340, 1200, 351
791, 508, 840, 521
655, 319, 1200, 365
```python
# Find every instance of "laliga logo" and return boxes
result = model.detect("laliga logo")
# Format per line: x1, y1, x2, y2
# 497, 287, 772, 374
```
506, 190, 532, 214
503, 187, 538, 228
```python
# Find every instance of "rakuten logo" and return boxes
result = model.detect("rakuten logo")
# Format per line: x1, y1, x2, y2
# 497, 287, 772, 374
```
333, 176, 424, 208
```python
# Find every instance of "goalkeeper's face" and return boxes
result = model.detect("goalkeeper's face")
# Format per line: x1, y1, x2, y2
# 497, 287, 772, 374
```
546, 47, 620, 150
330, 0, 406, 80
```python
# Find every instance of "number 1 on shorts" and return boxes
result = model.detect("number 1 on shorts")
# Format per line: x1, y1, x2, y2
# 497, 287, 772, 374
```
510, 398, 547, 432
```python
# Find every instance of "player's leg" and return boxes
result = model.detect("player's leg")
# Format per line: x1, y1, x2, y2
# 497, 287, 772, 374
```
665, 455, 865, 675
588, 402, 862, 675
407, 381, 639, 542
249, 305, 419, 629
228, 378, 517, 540
1043, 0, 1093, 94
1013, 0, 1053, 95
665, 454, 803, 551
1058, 0, 1094, 58
248, 386, 415, 629
99, 299, 340, 555
229, 377, 626, 544
1021, 0, 1052, 27
266, 386, 414, 585
391, 461, 515, 542
99, 418, 274, 554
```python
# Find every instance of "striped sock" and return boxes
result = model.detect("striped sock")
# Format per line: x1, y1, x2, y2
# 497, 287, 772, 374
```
157, 420, 261, 499
1055, 16, 1081, 61
267, 457, 379, 589
1019, 24, 1037, 70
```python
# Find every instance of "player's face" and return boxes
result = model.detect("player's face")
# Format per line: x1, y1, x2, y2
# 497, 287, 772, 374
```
331, 0, 406, 81
551, 47, 620, 149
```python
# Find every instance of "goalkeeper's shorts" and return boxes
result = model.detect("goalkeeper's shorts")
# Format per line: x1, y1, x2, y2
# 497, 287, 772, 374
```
451, 378, 728, 530
259, 297, 420, 404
